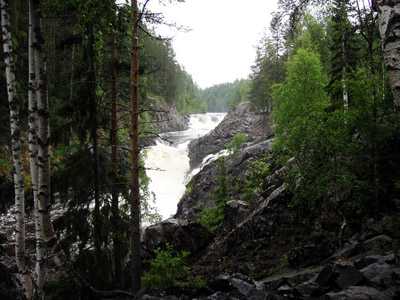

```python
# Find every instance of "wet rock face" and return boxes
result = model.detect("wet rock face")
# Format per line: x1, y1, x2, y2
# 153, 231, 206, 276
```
188, 102, 272, 170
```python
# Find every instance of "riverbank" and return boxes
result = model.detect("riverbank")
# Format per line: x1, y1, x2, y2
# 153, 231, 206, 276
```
140, 102, 400, 299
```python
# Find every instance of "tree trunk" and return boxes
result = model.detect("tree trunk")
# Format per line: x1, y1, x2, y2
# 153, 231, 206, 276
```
70, 30, 75, 102
1, 1, 32, 298
130, 0, 141, 293
110, 33, 123, 288
87, 23, 102, 259
342, 32, 349, 109
375, 0, 400, 108
28, 0, 45, 296
31, 0, 57, 256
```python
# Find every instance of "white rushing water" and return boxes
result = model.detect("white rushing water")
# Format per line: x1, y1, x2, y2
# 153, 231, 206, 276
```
144, 113, 226, 220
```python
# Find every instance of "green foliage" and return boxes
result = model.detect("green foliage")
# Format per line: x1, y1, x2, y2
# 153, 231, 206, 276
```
272, 47, 350, 207
142, 243, 203, 291
250, 37, 286, 112
142, 34, 206, 114
226, 132, 247, 157
44, 277, 80, 300
198, 205, 223, 233
200, 79, 250, 112
199, 157, 231, 232
239, 154, 271, 202
182, 177, 195, 198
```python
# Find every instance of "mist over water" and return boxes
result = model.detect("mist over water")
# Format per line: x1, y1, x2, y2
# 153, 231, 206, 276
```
144, 113, 226, 220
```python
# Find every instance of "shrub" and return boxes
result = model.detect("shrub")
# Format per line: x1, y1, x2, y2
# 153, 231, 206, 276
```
198, 157, 231, 232
142, 243, 191, 291
226, 132, 247, 157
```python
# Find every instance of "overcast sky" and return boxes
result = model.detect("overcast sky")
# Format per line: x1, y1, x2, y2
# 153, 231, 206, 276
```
145, 0, 279, 89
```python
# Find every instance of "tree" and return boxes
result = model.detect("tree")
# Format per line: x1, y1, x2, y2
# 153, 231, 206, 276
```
327, 0, 359, 109
110, 31, 124, 288
1, 0, 31, 297
130, 0, 141, 293
28, 0, 46, 296
250, 38, 284, 112
31, 0, 60, 284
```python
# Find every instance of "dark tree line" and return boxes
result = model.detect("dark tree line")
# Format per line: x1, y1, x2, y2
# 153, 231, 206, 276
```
0, 0, 203, 298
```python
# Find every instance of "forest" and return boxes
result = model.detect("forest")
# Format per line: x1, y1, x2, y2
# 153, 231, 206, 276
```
1, 0, 400, 299
200, 79, 250, 112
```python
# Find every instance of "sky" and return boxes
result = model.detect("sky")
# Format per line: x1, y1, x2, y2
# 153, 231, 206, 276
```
145, 0, 279, 89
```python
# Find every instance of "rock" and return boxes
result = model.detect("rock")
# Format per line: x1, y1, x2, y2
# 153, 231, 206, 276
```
146, 98, 189, 134
294, 278, 330, 298
261, 158, 296, 200
265, 278, 290, 292
219, 200, 250, 234
329, 241, 360, 260
335, 265, 365, 290
325, 286, 393, 300
0, 262, 23, 300
204, 273, 268, 300
360, 261, 392, 282
360, 218, 391, 241
176, 138, 274, 223
288, 231, 336, 268
361, 235, 392, 253
188, 102, 272, 169
354, 253, 397, 270
143, 218, 214, 255
370, 267, 400, 288
316, 265, 339, 287
354, 256, 380, 270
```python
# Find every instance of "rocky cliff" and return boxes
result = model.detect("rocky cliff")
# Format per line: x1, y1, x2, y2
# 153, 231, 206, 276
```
142, 102, 400, 300
145, 97, 189, 134
187, 102, 273, 169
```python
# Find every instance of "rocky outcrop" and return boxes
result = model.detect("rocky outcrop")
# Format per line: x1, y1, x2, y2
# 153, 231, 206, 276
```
175, 139, 274, 223
143, 218, 214, 256
146, 98, 189, 134
136, 246, 400, 299
188, 102, 272, 169
263, 250, 400, 300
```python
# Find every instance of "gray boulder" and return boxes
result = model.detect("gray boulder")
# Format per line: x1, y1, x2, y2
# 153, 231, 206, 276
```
143, 218, 214, 255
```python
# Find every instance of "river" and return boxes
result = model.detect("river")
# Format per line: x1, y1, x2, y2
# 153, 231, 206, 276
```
144, 113, 226, 220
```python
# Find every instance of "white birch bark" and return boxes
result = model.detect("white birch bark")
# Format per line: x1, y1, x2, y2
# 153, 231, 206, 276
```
376, 0, 400, 107
342, 33, 349, 109
30, 0, 56, 246
28, 0, 45, 296
1, 0, 32, 297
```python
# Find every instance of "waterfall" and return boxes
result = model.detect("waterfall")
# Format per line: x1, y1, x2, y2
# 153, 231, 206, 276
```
144, 113, 225, 220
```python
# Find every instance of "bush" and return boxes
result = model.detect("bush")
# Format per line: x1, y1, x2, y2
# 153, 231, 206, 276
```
142, 244, 193, 291
198, 157, 231, 232
226, 132, 247, 157
241, 154, 271, 201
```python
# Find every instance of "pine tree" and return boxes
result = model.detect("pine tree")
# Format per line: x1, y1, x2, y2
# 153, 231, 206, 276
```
327, 0, 358, 109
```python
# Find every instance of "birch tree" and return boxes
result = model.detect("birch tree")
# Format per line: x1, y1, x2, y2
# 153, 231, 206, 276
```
30, 0, 58, 268
28, 0, 46, 296
1, 0, 32, 297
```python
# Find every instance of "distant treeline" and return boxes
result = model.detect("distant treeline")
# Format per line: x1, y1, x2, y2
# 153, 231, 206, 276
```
200, 79, 250, 112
